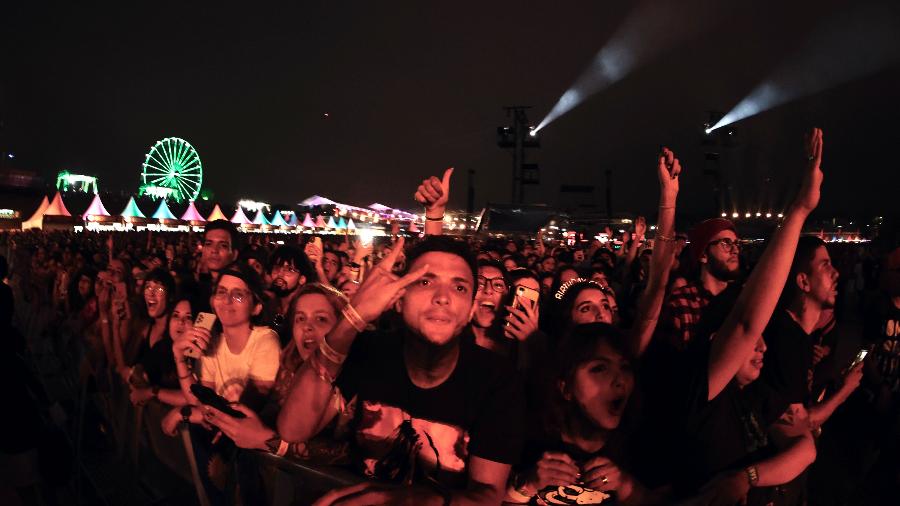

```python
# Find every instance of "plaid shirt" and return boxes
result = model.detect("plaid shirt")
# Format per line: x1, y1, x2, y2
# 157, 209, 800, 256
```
660, 281, 715, 351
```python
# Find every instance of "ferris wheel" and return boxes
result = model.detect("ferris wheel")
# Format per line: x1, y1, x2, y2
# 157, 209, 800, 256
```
139, 137, 203, 202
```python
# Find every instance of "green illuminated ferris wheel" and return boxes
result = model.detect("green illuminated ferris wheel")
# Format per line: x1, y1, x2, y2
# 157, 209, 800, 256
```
139, 137, 203, 202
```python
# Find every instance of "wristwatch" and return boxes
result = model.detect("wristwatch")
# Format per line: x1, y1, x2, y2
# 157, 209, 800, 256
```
180, 405, 192, 424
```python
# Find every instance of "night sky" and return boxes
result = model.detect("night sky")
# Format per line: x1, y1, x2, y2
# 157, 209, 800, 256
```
2, 0, 899, 222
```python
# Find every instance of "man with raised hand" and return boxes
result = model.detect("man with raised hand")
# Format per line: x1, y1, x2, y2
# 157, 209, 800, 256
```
278, 234, 524, 505
415, 167, 453, 236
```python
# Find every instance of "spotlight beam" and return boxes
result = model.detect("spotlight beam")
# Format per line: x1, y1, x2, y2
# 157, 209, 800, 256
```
534, 0, 721, 134
709, 4, 900, 132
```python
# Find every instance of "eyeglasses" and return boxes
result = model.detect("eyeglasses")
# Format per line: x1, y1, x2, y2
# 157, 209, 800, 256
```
144, 285, 166, 295
272, 264, 300, 275
708, 238, 741, 253
476, 276, 508, 293
214, 288, 252, 304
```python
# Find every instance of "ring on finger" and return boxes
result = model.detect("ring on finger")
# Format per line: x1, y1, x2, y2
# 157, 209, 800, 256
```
601, 475, 609, 485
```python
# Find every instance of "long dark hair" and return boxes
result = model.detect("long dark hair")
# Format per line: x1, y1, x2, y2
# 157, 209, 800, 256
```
67, 267, 98, 313
540, 323, 638, 439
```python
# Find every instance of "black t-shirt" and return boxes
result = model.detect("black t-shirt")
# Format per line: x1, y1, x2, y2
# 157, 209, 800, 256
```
335, 328, 525, 488
865, 298, 900, 393
669, 338, 784, 498
133, 331, 179, 390
761, 310, 818, 406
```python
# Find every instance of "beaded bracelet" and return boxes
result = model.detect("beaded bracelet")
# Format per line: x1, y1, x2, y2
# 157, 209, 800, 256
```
341, 304, 367, 332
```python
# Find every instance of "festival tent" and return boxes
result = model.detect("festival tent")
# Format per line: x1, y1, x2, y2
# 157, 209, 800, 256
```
302, 213, 316, 228
346, 219, 356, 231
45, 192, 72, 217
326, 216, 338, 229
207, 204, 228, 221
21, 196, 50, 230
286, 212, 299, 227
82, 194, 112, 219
120, 196, 146, 219
152, 200, 178, 221
336, 217, 347, 229
270, 211, 289, 227
251, 209, 270, 226
181, 201, 206, 222
230, 207, 251, 225
315, 215, 326, 228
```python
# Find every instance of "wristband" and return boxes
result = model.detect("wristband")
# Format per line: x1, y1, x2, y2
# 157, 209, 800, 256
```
655, 234, 676, 242
425, 215, 444, 222
307, 352, 337, 385
341, 304, 367, 332
744, 465, 759, 487
319, 339, 347, 365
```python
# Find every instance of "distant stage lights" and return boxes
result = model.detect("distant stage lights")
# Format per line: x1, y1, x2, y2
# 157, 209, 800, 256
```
766, 213, 772, 218
732, 213, 739, 218
721, 213, 727, 218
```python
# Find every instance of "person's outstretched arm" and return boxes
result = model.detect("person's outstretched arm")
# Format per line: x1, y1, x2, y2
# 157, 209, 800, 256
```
278, 238, 428, 443
415, 167, 453, 236
708, 128, 824, 400
631, 147, 681, 357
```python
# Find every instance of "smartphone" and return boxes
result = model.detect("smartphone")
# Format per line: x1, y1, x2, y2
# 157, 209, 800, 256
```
506, 285, 540, 329
184, 312, 217, 358
190, 384, 246, 419
848, 348, 869, 370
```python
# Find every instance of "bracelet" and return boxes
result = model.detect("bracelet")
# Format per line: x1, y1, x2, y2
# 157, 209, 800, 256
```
658, 205, 675, 209
319, 339, 347, 365
178, 373, 194, 380
425, 215, 444, 222
655, 234, 676, 242
341, 304, 367, 333
744, 465, 759, 487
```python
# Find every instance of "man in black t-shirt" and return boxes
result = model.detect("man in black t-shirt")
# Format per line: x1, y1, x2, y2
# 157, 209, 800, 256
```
278, 236, 525, 504
762, 237, 862, 433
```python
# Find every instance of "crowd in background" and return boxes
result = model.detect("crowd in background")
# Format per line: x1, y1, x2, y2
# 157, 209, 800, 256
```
2, 129, 899, 506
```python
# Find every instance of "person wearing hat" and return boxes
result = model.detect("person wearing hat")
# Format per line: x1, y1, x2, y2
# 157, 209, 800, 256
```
658, 217, 742, 351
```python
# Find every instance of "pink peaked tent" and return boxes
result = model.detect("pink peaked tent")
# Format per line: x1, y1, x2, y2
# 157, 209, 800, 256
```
315, 215, 326, 228
181, 201, 206, 222
230, 207, 251, 225
45, 192, 72, 217
302, 213, 316, 228
207, 204, 228, 221
82, 194, 111, 219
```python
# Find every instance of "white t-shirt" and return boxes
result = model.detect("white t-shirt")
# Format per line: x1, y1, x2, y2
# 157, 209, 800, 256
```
200, 326, 280, 402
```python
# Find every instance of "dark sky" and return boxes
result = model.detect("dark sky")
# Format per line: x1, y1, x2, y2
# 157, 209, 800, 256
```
2, 0, 899, 222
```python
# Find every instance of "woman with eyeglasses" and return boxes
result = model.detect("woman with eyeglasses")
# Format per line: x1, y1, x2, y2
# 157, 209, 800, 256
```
162, 263, 280, 504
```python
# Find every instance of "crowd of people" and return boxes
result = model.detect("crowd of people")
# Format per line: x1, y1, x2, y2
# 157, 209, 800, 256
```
2, 128, 899, 505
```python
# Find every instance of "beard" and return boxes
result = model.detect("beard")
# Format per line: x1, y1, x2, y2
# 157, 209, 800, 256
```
270, 279, 296, 298
707, 255, 741, 282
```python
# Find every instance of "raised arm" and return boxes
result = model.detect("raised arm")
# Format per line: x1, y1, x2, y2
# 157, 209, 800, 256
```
415, 167, 453, 236
278, 238, 429, 442
708, 128, 824, 399
630, 147, 681, 357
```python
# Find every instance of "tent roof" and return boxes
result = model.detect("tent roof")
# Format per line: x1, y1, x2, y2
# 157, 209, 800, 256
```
230, 207, 251, 224
22, 196, 50, 229
270, 211, 288, 227
45, 192, 72, 217
336, 217, 347, 229
315, 215, 326, 228
152, 200, 178, 220
286, 212, 299, 226
302, 213, 316, 227
207, 204, 228, 221
251, 209, 270, 225
82, 194, 111, 217
299, 195, 339, 206
346, 218, 356, 230
120, 196, 146, 218
181, 201, 206, 221
326, 216, 338, 228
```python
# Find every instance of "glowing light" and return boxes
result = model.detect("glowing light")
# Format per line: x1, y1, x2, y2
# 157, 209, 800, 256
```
721, 213, 727, 217
745, 213, 751, 218
755, 212, 761, 217
765, 213, 772, 218
140, 137, 202, 202
732, 212, 739, 218
777, 213, 784, 218
56, 171, 99, 193
238, 200, 270, 212
704, 128, 713, 135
